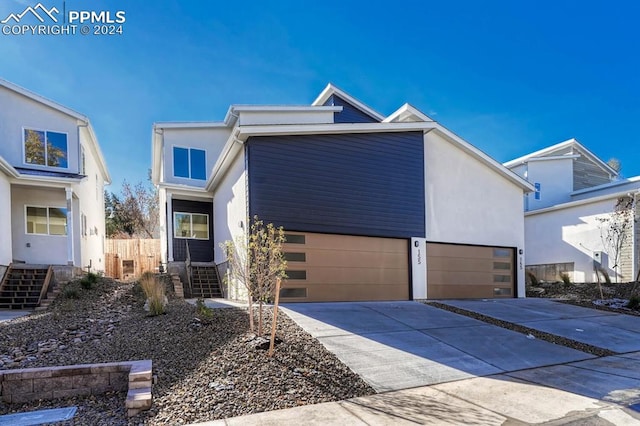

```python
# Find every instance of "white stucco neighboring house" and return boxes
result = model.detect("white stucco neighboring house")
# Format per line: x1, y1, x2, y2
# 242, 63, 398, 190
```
505, 138, 640, 283
0, 78, 111, 275
152, 84, 533, 301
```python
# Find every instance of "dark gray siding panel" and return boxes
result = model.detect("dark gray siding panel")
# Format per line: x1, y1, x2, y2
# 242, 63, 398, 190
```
247, 132, 425, 238
171, 199, 214, 262
323, 94, 379, 123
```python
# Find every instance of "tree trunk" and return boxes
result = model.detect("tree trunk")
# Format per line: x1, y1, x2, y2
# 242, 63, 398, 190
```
247, 292, 255, 333
258, 299, 264, 336
268, 279, 282, 357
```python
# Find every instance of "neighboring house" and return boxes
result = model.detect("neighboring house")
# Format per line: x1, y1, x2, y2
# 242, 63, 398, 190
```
152, 84, 533, 302
505, 139, 640, 283
0, 78, 111, 276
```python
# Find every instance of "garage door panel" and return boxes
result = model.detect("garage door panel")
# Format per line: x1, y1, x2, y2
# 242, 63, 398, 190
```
281, 284, 408, 302
281, 233, 409, 302
426, 243, 514, 299
428, 284, 513, 299
427, 257, 509, 273
288, 249, 408, 269
427, 271, 494, 285
300, 266, 408, 285
427, 244, 498, 259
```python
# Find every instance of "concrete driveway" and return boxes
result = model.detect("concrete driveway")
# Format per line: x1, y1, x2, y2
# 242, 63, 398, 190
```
281, 301, 593, 392
442, 298, 640, 353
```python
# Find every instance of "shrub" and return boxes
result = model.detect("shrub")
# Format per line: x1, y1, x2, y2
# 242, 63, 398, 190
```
139, 271, 166, 316
86, 272, 99, 284
62, 286, 80, 299
560, 273, 571, 286
526, 271, 539, 286
80, 277, 93, 290
627, 296, 640, 310
196, 298, 213, 319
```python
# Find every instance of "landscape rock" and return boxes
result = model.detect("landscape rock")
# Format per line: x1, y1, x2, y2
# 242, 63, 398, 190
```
0, 278, 374, 425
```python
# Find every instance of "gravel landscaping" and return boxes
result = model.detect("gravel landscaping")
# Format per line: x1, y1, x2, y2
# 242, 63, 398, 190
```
527, 280, 640, 316
0, 277, 374, 425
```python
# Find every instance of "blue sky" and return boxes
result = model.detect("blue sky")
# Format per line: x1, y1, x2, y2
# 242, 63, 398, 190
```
2, 0, 639, 190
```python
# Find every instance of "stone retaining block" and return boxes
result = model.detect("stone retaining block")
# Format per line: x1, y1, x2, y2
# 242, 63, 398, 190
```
0, 360, 152, 417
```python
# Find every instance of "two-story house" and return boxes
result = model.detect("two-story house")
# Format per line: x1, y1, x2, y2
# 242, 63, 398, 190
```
505, 139, 640, 283
152, 84, 533, 302
0, 78, 111, 294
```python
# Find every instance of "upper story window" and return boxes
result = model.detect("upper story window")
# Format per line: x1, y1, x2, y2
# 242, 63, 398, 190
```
173, 147, 206, 180
24, 128, 68, 168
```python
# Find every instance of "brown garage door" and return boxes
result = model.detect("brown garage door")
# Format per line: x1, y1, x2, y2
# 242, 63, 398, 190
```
280, 232, 409, 302
426, 243, 514, 299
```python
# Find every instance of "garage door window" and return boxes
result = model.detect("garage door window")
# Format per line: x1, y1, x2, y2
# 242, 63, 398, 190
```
493, 248, 511, 257
493, 262, 511, 270
284, 234, 305, 244
286, 270, 307, 280
284, 252, 306, 262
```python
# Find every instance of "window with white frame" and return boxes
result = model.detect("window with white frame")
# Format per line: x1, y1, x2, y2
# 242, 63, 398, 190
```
81, 213, 87, 237
23, 128, 68, 168
173, 147, 206, 180
26, 206, 67, 236
173, 212, 209, 239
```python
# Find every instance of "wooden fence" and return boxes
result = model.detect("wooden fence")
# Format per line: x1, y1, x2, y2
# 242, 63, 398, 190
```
105, 239, 161, 280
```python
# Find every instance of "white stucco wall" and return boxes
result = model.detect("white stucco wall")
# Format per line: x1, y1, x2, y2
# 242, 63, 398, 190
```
162, 127, 231, 187
11, 187, 69, 265
524, 159, 574, 210
237, 110, 335, 126
424, 131, 527, 296
0, 88, 80, 173
525, 197, 626, 282
212, 149, 247, 264
0, 172, 12, 265
75, 131, 106, 272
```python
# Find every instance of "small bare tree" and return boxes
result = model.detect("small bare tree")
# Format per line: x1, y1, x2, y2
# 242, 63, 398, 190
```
221, 216, 287, 336
597, 196, 636, 283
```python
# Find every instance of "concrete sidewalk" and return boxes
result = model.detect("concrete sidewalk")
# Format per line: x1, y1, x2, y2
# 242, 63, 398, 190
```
441, 298, 640, 353
280, 301, 592, 392
0, 310, 31, 322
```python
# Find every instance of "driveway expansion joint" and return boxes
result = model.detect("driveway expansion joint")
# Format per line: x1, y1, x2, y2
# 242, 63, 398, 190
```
428, 301, 616, 357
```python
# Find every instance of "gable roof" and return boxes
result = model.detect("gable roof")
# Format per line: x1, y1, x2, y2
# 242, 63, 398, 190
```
0, 78, 111, 184
504, 138, 618, 177
312, 83, 385, 122
383, 103, 435, 123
